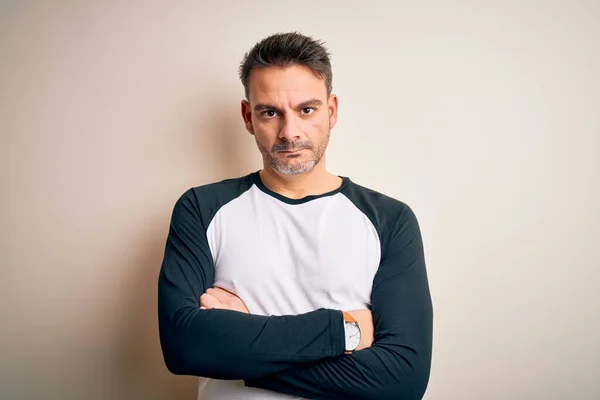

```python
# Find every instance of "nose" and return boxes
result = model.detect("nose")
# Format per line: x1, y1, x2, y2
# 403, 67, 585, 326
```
278, 113, 300, 142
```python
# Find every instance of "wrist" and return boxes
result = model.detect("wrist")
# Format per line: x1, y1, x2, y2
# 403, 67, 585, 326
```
342, 311, 361, 354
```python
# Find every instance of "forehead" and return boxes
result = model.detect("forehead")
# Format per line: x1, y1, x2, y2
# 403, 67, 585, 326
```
247, 65, 328, 104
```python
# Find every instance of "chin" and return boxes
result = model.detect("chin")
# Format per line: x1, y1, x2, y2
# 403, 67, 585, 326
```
273, 160, 317, 175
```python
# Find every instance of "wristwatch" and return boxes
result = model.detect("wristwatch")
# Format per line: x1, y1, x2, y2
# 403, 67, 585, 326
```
342, 311, 361, 354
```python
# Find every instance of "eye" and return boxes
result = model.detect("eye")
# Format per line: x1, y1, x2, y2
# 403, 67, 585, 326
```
262, 110, 278, 118
301, 107, 315, 115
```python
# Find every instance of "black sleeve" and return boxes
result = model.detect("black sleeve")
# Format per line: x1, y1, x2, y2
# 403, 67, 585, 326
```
244, 205, 433, 400
158, 188, 345, 380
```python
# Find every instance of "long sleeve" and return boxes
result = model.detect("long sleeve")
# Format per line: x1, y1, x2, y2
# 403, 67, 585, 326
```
245, 205, 433, 399
158, 188, 345, 380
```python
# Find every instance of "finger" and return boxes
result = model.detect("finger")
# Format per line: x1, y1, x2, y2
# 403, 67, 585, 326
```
213, 286, 237, 296
200, 293, 223, 309
207, 287, 234, 302
200, 295, 219, 309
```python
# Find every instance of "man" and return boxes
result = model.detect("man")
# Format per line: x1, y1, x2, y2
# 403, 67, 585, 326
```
158, 32, 433, 400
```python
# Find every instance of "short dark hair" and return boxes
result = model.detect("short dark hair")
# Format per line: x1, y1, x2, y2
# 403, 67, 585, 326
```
239, 32, 333, 99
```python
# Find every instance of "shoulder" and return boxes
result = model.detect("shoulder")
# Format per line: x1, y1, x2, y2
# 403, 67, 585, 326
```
172, 173, 255, 227
342, 179, 414, 225
190, 174, 253, 201
341, 178, 421, 247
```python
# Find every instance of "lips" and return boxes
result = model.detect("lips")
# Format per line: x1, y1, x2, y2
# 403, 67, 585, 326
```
278, 149, 304, 154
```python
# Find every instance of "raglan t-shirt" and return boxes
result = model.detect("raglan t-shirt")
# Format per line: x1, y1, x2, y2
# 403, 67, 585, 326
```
158, 171, 433, 400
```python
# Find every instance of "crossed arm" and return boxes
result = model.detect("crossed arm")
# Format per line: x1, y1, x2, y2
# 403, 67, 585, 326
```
158, 190, 433, 399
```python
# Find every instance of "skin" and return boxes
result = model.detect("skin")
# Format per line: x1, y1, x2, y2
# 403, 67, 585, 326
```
242, 64, 342, 199
200, 64, 374, 351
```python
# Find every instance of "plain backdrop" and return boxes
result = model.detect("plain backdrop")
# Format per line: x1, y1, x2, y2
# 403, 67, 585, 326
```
1, 1, 599, 399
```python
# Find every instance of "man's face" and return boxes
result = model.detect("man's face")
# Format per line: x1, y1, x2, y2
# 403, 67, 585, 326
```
241, 65, 338, 175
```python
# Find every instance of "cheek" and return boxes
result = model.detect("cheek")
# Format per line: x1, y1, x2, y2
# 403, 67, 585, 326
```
308, 118, 329, 136
252, 121, 277, 143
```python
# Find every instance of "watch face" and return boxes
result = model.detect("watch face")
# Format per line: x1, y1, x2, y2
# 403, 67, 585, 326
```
344, 322, 361, 351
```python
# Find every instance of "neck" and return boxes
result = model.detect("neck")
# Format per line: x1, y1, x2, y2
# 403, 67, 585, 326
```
259, 158, 342, 199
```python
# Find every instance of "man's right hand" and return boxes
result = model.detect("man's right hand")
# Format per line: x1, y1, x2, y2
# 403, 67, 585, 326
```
200, 287, 250, 314
346, 309, 374, 351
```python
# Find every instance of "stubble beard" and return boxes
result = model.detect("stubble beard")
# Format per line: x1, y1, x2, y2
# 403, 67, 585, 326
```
256, 130, 331, 176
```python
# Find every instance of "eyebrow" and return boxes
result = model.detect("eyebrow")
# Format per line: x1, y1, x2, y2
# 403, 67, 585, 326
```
254, 99, 323, 113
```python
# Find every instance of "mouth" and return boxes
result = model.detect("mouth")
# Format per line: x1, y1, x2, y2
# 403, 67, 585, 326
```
278, 149, 305, 154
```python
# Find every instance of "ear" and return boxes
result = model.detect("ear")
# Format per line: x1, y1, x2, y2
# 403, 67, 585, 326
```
241, 100, 255, 135
327, 94, 339, 130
